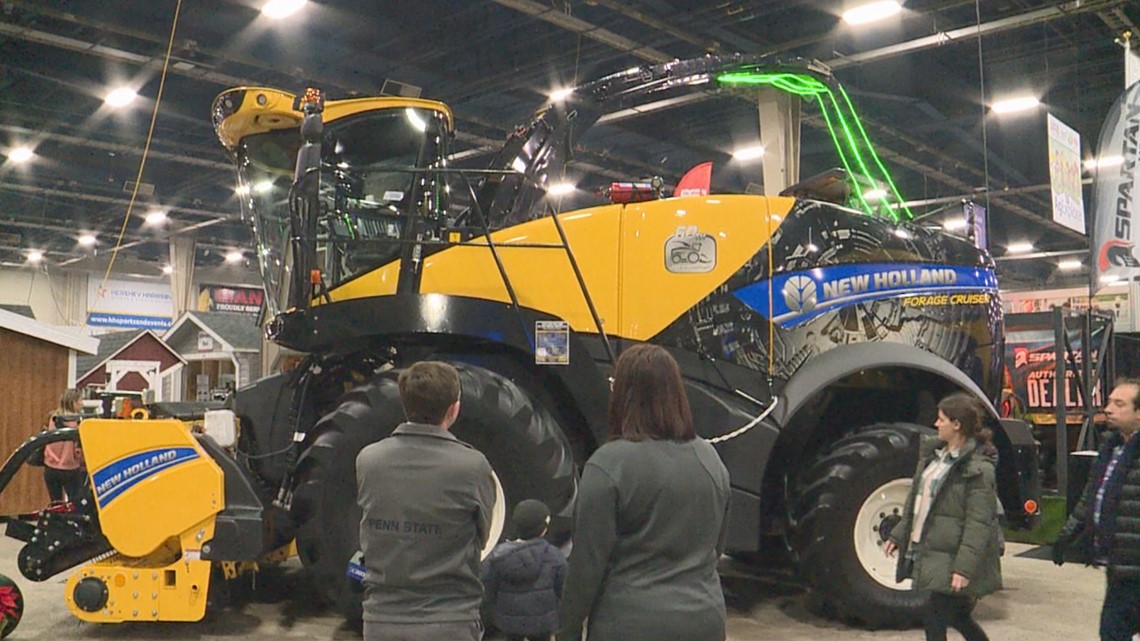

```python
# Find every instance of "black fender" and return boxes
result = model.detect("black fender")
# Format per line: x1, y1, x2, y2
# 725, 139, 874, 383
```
776, 342, 1040, 529
684, 382, 779, 552
776, 342, 999, 426
267, 294, 611, 447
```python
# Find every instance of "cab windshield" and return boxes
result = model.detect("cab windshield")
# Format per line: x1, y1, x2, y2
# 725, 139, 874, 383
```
235, 107, 448, 315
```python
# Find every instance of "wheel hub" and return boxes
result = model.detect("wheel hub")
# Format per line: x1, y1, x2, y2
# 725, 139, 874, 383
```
853, 478, 912, 590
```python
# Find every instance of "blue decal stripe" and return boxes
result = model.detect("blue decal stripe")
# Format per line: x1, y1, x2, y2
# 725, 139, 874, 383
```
92, 447, 200, 507
733, 263, 998, 329
772, 285, 990, 324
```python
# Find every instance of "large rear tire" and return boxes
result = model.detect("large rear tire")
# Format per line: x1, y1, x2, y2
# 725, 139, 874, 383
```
290, 363, 578, 621
791, 423, 930, 629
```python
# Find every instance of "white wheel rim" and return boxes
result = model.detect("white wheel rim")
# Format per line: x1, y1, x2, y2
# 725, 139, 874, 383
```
853, 478, 912, 590
480, 470, 507, 561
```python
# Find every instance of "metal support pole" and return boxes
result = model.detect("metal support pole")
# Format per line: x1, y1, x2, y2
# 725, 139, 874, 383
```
1054, 306, 1069, 494
756, 88, 800, 195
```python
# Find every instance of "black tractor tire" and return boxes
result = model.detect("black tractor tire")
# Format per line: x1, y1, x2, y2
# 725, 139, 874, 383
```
791, 422, 931, 629
290, 363, 578, 622
0, 573, 22, 639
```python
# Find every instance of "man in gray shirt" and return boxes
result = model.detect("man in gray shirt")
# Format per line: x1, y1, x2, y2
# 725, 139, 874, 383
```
357, 361, 497, 641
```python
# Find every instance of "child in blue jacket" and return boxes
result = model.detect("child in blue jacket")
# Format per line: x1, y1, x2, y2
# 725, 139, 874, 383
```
481, 500, 567, 641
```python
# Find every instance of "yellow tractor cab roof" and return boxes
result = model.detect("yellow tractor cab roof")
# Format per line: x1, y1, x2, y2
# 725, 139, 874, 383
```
212, 86, 454, 151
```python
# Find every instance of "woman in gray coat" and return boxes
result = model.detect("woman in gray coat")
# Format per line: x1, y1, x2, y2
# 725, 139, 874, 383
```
557, 344, 731, 641
884, 392, 1002, 641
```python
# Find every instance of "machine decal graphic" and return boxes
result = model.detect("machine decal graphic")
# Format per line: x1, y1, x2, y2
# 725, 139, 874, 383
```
92, 447, 200, 507
656, 201, 1005, 399
733, 263, 998, 327
665, 226, 717, 273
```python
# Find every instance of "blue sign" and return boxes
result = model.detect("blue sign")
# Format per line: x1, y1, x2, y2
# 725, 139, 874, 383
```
92, 447, 200, 506
733, 262, 998, 328
87, 312, 172, 330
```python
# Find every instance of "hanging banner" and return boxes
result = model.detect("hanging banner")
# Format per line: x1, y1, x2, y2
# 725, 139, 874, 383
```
197, 285, 264, 315
1092, 82, 1140, 289
87, 278, 174, 330
1046, 114, 1086, 235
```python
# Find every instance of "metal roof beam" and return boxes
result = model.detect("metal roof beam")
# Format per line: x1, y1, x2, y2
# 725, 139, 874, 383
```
826, 0, 1123, 69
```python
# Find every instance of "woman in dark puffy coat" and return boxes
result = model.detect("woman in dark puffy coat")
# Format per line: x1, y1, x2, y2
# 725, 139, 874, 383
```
885, 392, 1002, 641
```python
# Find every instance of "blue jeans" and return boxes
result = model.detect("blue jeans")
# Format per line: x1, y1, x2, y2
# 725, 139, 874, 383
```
1100, 572, 1140, 641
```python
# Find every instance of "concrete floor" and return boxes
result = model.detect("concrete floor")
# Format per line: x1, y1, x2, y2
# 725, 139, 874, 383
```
0, 536, 1108, 640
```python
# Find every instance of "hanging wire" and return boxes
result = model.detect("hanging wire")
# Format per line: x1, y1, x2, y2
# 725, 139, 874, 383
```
100, 0, 184, 288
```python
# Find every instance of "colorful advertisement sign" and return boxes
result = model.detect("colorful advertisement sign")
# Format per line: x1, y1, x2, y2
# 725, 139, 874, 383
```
197, 285, 264, 315
1004, 327, 1105, 423
1047, 113, 1086, 235
87, 278, 174, 330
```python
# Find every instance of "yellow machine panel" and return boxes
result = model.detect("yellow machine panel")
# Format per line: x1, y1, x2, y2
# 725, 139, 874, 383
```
65, 517, 215, 623
79, 419, 225, 559
214, 87, 454, 151
325, 195, 797, 342
419, 206, 622, 332
618, 195, 794, 340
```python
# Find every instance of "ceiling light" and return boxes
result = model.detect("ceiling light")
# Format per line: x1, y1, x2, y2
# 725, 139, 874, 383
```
162, 265, 174, 275
550, 87, 574, 102
1006, 242, 1034, 254
7, 146, 34, 163
894, 228, 912, 239
253, 180, 274, 194
942, 218, 968, 231
991, 96, 1040, 115
405, 108, 427, 132
548, 182, 575, 196
842, 0, 902, 25
105, 87, 137, 108
145, 210, 167, 225
1101, 274, 1123, 285
26, 250, 44, 264
864, 188, 888, 201
732, 145, 765, 161
261, 0, 306, 19
77, 234, 97, 247
225, 251, 244, 264
1058, 260, 1083, 271
1084, 155, 1124, 171
235, 184, 251, 197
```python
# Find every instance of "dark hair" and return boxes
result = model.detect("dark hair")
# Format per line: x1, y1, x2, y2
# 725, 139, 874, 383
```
1116, 378, 1140, 411
938, 392, 992, 444
608, 344, 695, 442
398, 362, 461, 425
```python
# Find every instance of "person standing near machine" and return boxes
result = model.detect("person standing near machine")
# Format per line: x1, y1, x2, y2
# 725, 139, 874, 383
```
1053, 379, 1140, 641
356, 361, 498, 641
43, 388, 86, 506
884, 392, 1002, 641
557, 344, 731, 641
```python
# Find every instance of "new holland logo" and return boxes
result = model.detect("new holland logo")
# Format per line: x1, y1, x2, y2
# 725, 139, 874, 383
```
783, 275, 818, 313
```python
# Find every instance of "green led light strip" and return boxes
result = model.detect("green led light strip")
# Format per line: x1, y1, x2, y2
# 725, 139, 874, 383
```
717, 71, 912, 220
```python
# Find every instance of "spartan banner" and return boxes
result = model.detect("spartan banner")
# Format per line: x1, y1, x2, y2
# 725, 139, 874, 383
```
1092, 81, 1140, 289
